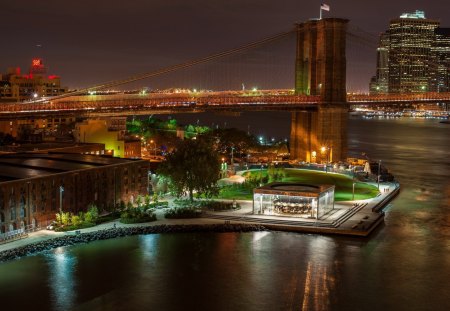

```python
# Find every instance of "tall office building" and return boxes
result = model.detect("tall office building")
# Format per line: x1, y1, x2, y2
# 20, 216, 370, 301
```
388, 10, 439, 93
369, 10, 450, 94
369, 32, 390, 94
431, 28, 450, 92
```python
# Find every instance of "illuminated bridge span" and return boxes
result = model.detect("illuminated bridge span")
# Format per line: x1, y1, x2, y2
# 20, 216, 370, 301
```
0, 91, 321, 120
348, 92, 450, 103
1, 91, 450, 120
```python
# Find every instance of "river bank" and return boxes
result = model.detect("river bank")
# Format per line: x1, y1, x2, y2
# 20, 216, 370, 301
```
0, 223, 266, 263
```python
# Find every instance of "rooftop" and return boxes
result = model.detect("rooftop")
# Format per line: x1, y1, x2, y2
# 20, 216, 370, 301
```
400, 10, 426, 19
254, 182, 334, 197
0, 153, 143, 182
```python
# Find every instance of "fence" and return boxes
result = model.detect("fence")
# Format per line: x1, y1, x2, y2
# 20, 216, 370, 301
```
0, 224, 43, 245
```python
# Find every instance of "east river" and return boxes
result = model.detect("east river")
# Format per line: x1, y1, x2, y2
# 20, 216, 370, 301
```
0, 116, 449, 311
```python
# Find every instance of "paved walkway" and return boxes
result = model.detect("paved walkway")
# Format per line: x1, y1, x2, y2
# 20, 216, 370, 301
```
0, 212, 222, 253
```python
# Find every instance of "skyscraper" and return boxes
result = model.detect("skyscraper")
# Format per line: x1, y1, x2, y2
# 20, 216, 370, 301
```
431, 28, 450, 92
388, 10, 439, 93
369, 10, 450, 94
369, 32, 390, 94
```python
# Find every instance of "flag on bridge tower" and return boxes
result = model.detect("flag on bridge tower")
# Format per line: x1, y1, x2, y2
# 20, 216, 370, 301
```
321, 4, 330, 11
319, 3, 330, 19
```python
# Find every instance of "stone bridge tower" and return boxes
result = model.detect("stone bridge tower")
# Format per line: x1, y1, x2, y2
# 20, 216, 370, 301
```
290, 18, 349, 162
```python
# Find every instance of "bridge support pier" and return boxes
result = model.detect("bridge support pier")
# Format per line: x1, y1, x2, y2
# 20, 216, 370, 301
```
290, 107, 348, 163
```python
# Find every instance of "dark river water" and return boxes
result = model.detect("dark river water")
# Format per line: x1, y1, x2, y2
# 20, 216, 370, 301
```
0, 116, 449, 311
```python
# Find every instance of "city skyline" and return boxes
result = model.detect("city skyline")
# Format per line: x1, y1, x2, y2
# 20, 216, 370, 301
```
1, 0, 450, 92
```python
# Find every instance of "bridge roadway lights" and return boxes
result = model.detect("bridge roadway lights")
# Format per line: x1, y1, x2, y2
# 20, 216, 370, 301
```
0, 92, 449, 119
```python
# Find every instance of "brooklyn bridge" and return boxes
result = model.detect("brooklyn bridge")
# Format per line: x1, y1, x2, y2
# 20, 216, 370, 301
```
1, 18, 448, 161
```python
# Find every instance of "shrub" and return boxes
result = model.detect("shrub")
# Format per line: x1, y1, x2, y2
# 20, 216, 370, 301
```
71, 215, 82, 226
61, 212, 71, 226
84, 204, 99, 223
203, 201, 240, 211
145, 194, 151, 207
164, 207, 202, 219
120, 208, 156, 224
147, 201, 169, 209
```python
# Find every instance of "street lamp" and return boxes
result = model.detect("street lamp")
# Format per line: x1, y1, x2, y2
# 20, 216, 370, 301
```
27, 181, 31, 230
150, 140, 156, 157
311, 151, 317, 163
221, 158, 226, 178
113, 168, 117, 208
321, 146, 327, 164
352, 182, 356, 200
231, 146, 235, 165
147, 170, 152, 195
377, 160, 382, 190
59, 185, 64, 214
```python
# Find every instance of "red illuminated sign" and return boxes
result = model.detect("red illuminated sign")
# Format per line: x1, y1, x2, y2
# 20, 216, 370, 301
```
32, 59, 42, 66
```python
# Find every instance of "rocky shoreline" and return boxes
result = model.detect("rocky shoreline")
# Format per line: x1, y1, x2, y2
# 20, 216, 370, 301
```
0, 224, 266, 263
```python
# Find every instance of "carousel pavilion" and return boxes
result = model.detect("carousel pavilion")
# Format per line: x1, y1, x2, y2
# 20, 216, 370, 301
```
253, 183, 335, 219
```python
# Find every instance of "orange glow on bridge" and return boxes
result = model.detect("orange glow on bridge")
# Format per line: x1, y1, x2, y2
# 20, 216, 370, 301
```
0, 90, 449, 119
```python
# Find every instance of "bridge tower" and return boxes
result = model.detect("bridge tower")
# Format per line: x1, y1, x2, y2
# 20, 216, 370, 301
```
291, 18, 349, 162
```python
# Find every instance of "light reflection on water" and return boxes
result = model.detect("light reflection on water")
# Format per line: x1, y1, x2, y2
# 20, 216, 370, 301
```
48, 247, 76, 311
0, 117, 449, 311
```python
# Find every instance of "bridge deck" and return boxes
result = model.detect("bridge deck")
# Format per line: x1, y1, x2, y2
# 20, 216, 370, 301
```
0, 91, 449, 120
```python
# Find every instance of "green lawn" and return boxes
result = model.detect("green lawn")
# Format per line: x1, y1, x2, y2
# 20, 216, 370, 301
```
218, 169, 379, 201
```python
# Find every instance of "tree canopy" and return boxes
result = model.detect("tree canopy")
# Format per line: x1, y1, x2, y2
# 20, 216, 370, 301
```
158, 138, 221, 201
211, 128, 258, 157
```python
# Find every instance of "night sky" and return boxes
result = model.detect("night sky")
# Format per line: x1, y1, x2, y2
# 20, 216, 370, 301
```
1, 0, 449, 92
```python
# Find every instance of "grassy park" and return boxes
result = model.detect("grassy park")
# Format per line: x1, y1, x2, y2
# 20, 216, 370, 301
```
218, 168, 379, 201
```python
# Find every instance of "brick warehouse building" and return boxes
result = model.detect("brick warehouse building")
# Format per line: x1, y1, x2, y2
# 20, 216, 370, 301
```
0, 153, 149, 233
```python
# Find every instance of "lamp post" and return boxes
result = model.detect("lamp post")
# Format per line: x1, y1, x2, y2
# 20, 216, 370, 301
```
27, 181, 31, 230
59, 185, 64, 214
150, 140, 156, 157
147, 170, 152, 195
352, 182, 356, 200
377, 160, 382, 190
231, 146, 235, 165
113, 168, 117, 208
321, 146, 327, 164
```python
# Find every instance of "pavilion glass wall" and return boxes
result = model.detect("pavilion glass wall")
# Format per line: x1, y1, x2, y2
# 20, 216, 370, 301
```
317, 188, 334, 219
253, 193, 316, 218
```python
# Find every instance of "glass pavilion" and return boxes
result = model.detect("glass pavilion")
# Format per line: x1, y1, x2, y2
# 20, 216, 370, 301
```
253, 183, 335, 219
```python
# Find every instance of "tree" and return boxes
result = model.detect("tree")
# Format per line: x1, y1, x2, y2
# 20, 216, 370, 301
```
158, 138, 221, 202
211, 128, 258, 158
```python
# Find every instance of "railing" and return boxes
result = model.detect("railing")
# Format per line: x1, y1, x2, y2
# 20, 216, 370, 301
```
0, 228, 27, 244
0, 224, 43, 245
